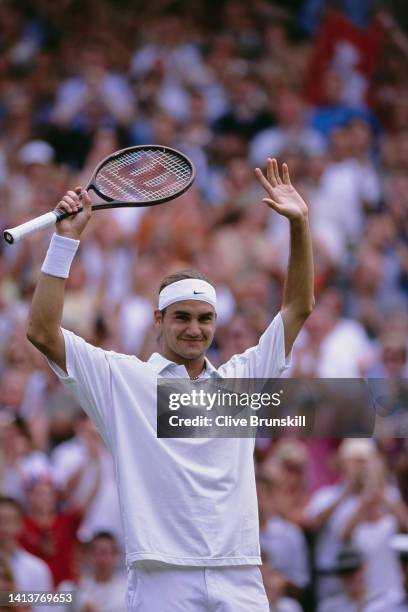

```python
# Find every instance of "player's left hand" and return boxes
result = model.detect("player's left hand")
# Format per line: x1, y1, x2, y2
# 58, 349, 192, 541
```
255, 158, 308, 221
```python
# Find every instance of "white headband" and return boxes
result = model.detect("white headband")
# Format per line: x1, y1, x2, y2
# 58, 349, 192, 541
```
158, 279, 217, 311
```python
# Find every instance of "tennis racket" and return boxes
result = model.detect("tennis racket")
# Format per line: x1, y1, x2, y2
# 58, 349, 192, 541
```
4, 145, 195, 244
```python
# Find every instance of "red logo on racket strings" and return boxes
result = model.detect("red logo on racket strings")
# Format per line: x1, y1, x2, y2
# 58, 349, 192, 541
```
114, 159, 179, 196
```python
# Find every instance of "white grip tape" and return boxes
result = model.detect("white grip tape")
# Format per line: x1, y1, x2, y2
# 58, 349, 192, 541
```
4, 211, 58, 244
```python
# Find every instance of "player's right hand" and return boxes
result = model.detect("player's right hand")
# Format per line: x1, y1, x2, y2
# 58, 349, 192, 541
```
55, 186, 92, 240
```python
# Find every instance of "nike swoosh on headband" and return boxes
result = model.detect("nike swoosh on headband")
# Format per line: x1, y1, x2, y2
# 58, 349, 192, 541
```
158, 279, 217, 310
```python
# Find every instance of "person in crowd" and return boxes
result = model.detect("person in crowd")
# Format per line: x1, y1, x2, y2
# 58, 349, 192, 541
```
0, 496, 52, 612
51, 413, 122, 544
340, 454, 407, 608
0, 411, 50, 503
0, 553, 29, 612
20, 466, 100, 587
75, 532, 127, 612
52, 42, 134, 132
250, 89, 326, 167
304, 438, 402, 603
257, 464, 310, 598
269, 439, 311, 525
260, 553, 303, 612
317, 546, 368, 612
289, 287, 371, 378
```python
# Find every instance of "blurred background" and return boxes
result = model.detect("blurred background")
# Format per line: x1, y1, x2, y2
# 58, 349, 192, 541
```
1, 0, 408, 610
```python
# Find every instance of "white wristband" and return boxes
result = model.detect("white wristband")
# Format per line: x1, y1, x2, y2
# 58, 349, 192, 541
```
41, 233, 80, 279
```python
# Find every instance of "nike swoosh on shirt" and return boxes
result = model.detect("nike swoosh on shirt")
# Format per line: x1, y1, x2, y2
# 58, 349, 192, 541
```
193, 291, 205, 294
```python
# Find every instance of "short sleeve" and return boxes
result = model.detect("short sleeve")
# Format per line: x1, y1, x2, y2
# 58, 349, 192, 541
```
218, 312, 291, 378
47, 329, 112, 445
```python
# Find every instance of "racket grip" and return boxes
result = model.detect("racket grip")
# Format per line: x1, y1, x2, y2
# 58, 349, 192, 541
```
3, 211, 60, 244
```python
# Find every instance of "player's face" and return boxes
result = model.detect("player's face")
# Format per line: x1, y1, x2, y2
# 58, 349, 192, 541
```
155, 300, 216, 362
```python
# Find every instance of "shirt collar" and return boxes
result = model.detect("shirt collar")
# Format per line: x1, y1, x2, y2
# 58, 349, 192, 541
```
148, 352, 220, 378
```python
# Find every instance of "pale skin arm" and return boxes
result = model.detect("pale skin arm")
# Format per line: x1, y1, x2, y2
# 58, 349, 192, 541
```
26, 187, 92, 372
304, 487, 351, 532
255, 158, 315, 356
340, 490, 408, 541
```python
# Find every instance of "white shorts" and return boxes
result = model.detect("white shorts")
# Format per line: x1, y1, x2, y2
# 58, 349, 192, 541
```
127, 562, 270, 611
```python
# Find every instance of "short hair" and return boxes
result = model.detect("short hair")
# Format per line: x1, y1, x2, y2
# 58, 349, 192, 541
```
90, 531, 117, 547
158, 269, 209, 295
0, 496, 24, 515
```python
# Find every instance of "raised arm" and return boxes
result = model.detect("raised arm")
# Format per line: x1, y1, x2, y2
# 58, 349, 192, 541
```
26, 188, 92, 372
255, 158, 314, 356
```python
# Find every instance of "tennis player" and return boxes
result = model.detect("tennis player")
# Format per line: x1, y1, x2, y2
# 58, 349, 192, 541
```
27, 158, 314, 611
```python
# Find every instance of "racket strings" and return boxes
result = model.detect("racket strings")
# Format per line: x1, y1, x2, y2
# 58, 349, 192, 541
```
96, 149, 192, 202
98, 170, 134, 200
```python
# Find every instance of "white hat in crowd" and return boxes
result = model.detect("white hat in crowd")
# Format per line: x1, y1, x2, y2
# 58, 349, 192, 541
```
18, 140, 55, 165
338, 438, 377, 459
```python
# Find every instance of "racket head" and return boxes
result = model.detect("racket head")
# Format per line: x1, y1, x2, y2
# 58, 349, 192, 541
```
87, 145, 195, 208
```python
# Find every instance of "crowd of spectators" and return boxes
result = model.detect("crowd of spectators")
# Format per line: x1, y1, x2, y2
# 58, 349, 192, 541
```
1, 0, 408, 610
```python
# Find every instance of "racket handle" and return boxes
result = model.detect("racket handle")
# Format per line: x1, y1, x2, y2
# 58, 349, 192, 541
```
3, 210, 62, 244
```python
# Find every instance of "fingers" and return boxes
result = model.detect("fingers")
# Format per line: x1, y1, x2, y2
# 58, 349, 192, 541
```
271, 158, 282, 185
282, 163, 291, 185
258, 158, 287, 190
255, 160, 288, 212
255, 167, 274, 197
57, 190, 81, 215
81, 190, 92, 210
56, 186, 91, 216
266, 158, 283, 186
266, 158, 277, 187
74, 185, 92, 213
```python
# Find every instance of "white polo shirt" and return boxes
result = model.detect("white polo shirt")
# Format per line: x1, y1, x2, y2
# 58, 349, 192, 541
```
48, 312, 289, 568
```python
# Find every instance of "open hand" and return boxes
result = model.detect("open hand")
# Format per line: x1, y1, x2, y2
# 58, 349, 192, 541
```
255, 158, 308, 221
